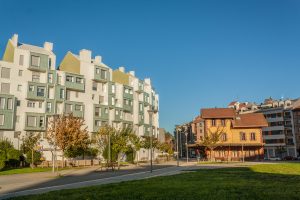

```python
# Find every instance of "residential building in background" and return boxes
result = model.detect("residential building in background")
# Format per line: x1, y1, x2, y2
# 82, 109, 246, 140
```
0, 34, 159, 161
228, 97, 300, 159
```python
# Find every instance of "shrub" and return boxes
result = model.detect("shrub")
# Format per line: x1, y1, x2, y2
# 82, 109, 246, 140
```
26, 151, 42, 166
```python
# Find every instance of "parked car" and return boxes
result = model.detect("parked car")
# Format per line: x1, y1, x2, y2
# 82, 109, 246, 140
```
269, 157, 282, 161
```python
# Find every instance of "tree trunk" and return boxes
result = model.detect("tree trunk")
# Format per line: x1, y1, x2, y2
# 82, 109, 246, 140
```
117, 153, 121, 170
62, 152, 65, 168
31, 149, 34, 169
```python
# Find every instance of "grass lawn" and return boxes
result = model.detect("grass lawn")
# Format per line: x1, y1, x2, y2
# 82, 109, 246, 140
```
10, 163, 300, 200
0, 167, 52, 176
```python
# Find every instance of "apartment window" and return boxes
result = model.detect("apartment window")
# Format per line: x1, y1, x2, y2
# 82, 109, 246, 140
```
48, 58, 52, 69
66, 75, 73, 82
92, 82, 97, 91
39, 117, 44, 127
139, 103, 143, 112
112, 85, 115, 93
75, 104, 82, 111
27, 101, 35, 108
112, 97, 115, 106
1, 83, 10, 93
221, 119, 225, 126
60, 89, 65, 99
129, 89, 133, 95
95, 107, 101, 117
19, 55, 24, 66
96, 68, 100, 74
16, 100, 21, 106
116, 110, 119, 115
221, 133, 227, 141
250, 132, 256, 141
7, 98, 12, 110
1, 67, 10, 79
18, 70, 23, 76
27, 116, 37, 127
38, 101, 42, 108
65, 104, 72, 113
0, 115, 4, 126
99, 96, 104, 103
211, 119, 216, 126
66, 90, 70, 100
75, 92, 79, 98
0, 98, 5, 109
31, 55, 40, 67
92, 94, 95, 100
101, 69, 107, 79
46, 102, 52, 112
95, 120, 101, 127
125, 88, 129, 94
76, 77, 83, 84
37, 87, 45, 97
32, 72, 40, 82
105, 108, 108, 114
17, 85, 22, 92
48, 73, 53, 83
240, 132, 246, 141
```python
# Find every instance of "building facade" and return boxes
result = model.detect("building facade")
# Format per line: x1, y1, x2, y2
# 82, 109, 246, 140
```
0, 34, 159, 161
228, 97, 300, 158
190, 108, 267, 161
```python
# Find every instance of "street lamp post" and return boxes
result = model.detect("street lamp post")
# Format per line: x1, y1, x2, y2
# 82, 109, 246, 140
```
148, 109, 158, 173
185, 130, 189, 163
176, 127, 179, 167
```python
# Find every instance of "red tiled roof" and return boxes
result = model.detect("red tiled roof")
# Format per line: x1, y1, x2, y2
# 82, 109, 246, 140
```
193, 115, 203, 123
232, 113, 268, 128
201, 108, 236, 119
228, 101, 237, 106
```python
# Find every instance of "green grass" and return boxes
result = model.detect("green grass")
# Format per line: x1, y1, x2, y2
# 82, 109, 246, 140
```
0, 167, 52, 176
10, 163, 300, 200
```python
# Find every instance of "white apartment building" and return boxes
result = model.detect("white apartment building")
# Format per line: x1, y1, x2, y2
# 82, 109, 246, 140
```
228, 98, 299, 159
0, 34, 159, 161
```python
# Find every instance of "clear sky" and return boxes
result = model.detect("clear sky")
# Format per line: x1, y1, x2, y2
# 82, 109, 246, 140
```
0, 0, 300, 133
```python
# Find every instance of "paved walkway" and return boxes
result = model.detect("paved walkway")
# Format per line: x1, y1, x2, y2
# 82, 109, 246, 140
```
0, 161, 267, 199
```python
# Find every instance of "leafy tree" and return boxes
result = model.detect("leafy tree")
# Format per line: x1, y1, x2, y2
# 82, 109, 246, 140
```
0, 139, 21, 169
201, 127, 224, 161
21, 133, 41, 168
95, 125, 139, 169
46, 113, 89, 167
26, 150, 42, 165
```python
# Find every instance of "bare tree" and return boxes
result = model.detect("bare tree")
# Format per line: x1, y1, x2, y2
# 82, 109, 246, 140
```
46, 113, 89, 167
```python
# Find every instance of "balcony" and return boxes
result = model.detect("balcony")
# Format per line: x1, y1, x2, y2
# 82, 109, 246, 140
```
263, 126, 284, 132
64, 101, 85, 118
24, 113, 46, 131
28, 53, 48, 72
0, 94, 15, 130
64, 73, 85, 91
94, 66, 109, 83
94, 104, 109, 121
136, 81, 144, 94
27, 82, 47, 101
123, 86, 134, 99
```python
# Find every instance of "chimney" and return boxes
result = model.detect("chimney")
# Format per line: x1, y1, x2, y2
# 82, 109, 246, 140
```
11, 34, 18, 47
79, 49, 92, 62
129, 71, 135, 76
119, 66, 125, 72
144, 78, 151, 85
44, 42, 53, 52
94, 56, 102, 64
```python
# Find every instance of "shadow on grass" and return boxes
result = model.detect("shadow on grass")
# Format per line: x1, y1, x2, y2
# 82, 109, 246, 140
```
4, 163, 300, 200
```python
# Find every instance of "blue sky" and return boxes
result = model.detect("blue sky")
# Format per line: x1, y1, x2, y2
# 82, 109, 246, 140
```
0, 0, 300, 133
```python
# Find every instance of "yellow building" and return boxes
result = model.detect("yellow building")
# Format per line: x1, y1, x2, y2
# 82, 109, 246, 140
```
195, 108, 268, 161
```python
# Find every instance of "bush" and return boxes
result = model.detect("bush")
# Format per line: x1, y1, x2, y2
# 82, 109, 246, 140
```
0, 159, 5, 170
125, 148, 135, 163
26, 151, 42, 166
102, 145, 118, 162
7, 149, 21, 168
